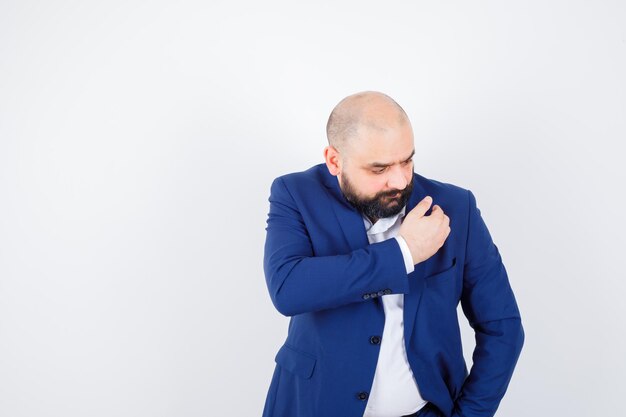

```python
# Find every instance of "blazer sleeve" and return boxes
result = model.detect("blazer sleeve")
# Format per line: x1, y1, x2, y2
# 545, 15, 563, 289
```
263, 177, 411, 317
452, 190, 525, 417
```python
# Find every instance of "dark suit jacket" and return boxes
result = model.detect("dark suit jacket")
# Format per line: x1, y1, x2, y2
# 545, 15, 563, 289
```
262, 163, 524, 417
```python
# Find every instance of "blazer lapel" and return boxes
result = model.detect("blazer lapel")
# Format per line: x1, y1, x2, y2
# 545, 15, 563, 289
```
402, 179, 429, 344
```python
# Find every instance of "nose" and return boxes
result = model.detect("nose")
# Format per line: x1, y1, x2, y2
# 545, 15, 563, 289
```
387, 166, 408, 190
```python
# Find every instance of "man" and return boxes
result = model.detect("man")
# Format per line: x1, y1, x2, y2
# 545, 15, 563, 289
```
262, 91, 524, 417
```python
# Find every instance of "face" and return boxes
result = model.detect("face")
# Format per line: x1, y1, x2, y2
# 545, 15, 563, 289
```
326, 121, 415, 220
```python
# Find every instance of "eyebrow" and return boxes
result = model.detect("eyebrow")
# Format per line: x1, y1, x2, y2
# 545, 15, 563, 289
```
366, 149, 415, 168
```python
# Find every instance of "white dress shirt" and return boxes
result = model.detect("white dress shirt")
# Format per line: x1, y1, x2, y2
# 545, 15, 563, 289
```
362, 205, 427, 417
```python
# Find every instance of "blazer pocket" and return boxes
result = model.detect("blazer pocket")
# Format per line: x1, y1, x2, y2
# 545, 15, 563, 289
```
424, 256, 457, 280
275, 343, 317, 379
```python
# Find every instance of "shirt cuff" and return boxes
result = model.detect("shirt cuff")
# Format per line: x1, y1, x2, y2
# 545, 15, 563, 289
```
394, 235, 415, 274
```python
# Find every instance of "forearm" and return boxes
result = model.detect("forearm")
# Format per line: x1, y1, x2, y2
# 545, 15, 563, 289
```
264, 236, 410, 316
452, 317, 525, 417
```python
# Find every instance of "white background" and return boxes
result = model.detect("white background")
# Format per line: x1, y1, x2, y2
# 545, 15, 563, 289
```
1, 1, 625, 416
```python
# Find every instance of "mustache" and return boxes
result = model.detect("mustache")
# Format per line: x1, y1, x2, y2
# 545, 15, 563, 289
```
377, 185, 412, 199
380, 190, 402, 197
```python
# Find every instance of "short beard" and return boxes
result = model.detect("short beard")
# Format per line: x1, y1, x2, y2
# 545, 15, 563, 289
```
339, 171, 414, 221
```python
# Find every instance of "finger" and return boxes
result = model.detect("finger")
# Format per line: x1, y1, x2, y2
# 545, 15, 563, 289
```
431, 204, 444, 218
412, 196, 433, 217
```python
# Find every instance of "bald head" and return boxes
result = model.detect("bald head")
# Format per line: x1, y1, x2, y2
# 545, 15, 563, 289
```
326, 91, 410, 154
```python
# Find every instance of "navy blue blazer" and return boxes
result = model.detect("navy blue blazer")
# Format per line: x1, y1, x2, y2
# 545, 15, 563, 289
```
262, 163, 524, 417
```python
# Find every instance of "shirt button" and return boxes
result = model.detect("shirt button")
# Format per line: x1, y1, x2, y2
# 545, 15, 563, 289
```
383, 288, 392, 295
357, 391, 369, 401
369, 336, 381, 345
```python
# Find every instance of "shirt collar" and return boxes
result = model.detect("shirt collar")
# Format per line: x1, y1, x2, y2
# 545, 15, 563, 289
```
363, 205, 407, 235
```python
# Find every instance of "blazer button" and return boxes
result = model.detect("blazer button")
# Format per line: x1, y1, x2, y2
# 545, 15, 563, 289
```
370, 292, 378, 298
362, 294, 370, 300
377, 290, 384, 296
369, 335, 381, 345
357, 391, 369, 401
383, 288, 392, 295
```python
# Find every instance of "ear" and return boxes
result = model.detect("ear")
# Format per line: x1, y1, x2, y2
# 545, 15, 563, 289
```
323, 146, 342, 176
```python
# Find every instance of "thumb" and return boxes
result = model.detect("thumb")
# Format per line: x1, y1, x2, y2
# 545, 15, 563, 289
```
411, 196, 433, 218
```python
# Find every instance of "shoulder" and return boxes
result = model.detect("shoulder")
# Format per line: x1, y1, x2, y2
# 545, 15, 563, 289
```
413, 174, 488, 226
414, 172, 470, 203
268, 163, 328, 199
271, 163, 328, 188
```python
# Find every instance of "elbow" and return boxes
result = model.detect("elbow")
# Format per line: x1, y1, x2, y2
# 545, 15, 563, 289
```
265, 273, 299, 317
270, 290, 299, 317
475, 316, 525, 357
504, 317, 525, 356
505, 317, 525, 363
516, 319, 525, 355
